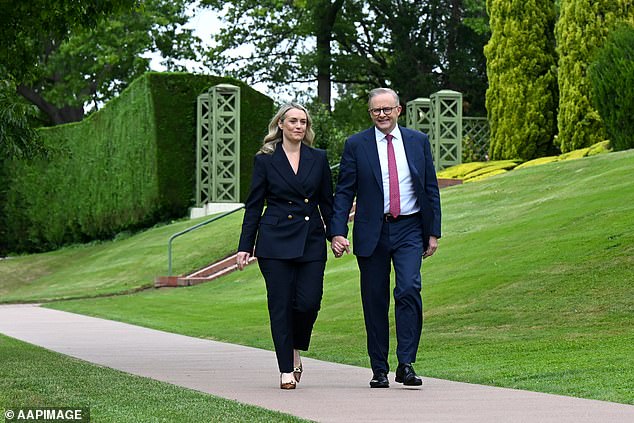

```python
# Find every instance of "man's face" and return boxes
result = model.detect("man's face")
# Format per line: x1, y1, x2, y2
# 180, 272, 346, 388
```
369, 93, 401, 134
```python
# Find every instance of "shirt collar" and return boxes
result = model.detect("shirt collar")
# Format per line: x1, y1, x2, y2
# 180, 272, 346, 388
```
374, 126, 401, 143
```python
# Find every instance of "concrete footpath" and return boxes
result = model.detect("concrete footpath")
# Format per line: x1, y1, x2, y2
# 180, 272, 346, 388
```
1, 304, 633, 423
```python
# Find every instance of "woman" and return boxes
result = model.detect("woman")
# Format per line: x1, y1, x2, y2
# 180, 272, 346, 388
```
236, 103, 333, 389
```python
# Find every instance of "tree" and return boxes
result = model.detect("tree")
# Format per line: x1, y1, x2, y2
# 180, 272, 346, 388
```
363, 0, 489, 111
444, 0, 490, 115
313, 0, 346, 107
0, 80, 46, 256
15, 0, 203, 125
0, 82, 43, 160
555, 0, 633, 152
588, 23, 634, 151
0, 0, 138, 154
0, 0, 139, 82
201, 0, 344, 107
203, 0, 489, 113
484, 0, 558, 160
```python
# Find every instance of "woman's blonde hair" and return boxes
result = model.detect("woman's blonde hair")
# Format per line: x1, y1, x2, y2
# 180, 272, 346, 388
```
258, 103, 315, 155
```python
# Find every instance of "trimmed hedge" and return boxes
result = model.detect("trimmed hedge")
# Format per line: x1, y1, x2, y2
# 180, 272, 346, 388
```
588, 23, 634, 152
485, 0, 558, 160
555, 1, 633, 152
2, 72, 273, 253
436, 141, 611, 181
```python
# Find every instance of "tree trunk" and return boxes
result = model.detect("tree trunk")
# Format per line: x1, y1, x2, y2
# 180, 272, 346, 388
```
17, 84, 84, 125
444, 0, 464, 91
313, 0, 344, 109
315, 33, 332, 108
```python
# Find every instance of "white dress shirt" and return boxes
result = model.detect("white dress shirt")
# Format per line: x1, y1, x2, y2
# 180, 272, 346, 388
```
374, 127, 420, 216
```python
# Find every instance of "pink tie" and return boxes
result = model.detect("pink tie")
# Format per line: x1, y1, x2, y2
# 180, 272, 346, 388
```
386, 134, 400, 218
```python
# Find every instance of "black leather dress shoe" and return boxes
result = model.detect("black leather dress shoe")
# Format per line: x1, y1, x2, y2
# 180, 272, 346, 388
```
395, 363, 423, 386
369, 371, 389, 388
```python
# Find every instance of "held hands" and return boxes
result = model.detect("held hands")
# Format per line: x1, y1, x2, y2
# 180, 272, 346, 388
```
331, 235, 351, 258
236, 251, 251, 270
423, 236, 438, 259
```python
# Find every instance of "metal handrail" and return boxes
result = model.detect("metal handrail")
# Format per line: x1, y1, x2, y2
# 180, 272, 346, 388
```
167, 206, 244, 276
167, 163, 340, 276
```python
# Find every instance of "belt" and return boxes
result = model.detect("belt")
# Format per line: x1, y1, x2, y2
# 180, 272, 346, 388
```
383, 212, 420, 223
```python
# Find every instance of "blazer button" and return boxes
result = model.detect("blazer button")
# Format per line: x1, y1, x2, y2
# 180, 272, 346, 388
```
304, 216, 310, 221
304, 198, 309, 203
288, 215, 293, 220
288, 201, 292, 205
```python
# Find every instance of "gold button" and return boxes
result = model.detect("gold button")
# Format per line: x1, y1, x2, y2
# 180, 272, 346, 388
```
304, 216, 310, 221
304, 198, 309, 203
288, 215, 293, 219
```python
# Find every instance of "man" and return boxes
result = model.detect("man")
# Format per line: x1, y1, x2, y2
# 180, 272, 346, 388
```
331, 88, 441, 388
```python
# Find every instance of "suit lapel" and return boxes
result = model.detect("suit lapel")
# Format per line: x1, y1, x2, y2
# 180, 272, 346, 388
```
401, 126, 422, 180
271, 143, 308, 196
297, 143, 316, 188
359, 128, 383, 192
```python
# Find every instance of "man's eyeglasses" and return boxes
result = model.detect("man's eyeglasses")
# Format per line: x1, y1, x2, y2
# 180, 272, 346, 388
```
368, 106, 398, 116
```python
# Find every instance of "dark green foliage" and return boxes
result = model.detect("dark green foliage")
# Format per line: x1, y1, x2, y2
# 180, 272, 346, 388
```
0, 0, 138, 81
0, 0, 138, 164
462, 135, 487, 162
308, 103, 347, 170
204, 0, 490, 115
308, 93, 369, 165
555, 0, 633, 152
588, 23, 634, 152
0, 81, 43, 160
15, 0, 203, 126
484, 0, 559, 160
2, 73, 272, 253
0, 81, 47, 255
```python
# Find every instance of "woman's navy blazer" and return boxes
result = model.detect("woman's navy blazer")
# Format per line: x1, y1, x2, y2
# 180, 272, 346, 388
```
238, 143, 334, 261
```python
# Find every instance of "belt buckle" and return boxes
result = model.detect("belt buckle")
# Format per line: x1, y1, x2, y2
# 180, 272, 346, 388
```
384, 214, 395, 222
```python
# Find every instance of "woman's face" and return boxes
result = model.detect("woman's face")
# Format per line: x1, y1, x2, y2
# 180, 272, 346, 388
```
279, 108, 308, 143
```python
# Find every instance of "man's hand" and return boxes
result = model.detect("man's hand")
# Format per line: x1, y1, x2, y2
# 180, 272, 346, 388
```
331, 235, 351, 258
236, 251, 251, 270
423, 236, 438, 259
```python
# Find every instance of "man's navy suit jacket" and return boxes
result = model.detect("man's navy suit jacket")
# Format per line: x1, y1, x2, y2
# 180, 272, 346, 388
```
331, 125, 441, 256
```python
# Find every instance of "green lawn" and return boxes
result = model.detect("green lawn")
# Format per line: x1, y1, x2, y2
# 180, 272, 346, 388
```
0, 334, 308, 422
2, 149, 634, 406
0, 212, 244, 302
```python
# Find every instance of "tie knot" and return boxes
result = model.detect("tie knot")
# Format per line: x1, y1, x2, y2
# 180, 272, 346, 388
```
386, 134, 394, 143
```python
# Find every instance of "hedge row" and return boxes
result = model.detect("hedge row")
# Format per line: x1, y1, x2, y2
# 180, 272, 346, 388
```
588, 23, 634, 152
436, 141, 611, 182
2, 72, 273, 253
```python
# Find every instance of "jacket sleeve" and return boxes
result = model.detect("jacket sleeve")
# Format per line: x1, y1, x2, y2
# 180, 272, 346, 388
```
422, 134, 442, 238
318, 150, 334, 240
237, 155, 267, 253
330, 137, 357, 238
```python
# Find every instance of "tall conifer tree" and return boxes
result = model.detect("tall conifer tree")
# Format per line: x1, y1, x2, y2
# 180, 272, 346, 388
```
555, 0, 633, 152
484, 0, 558, 160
